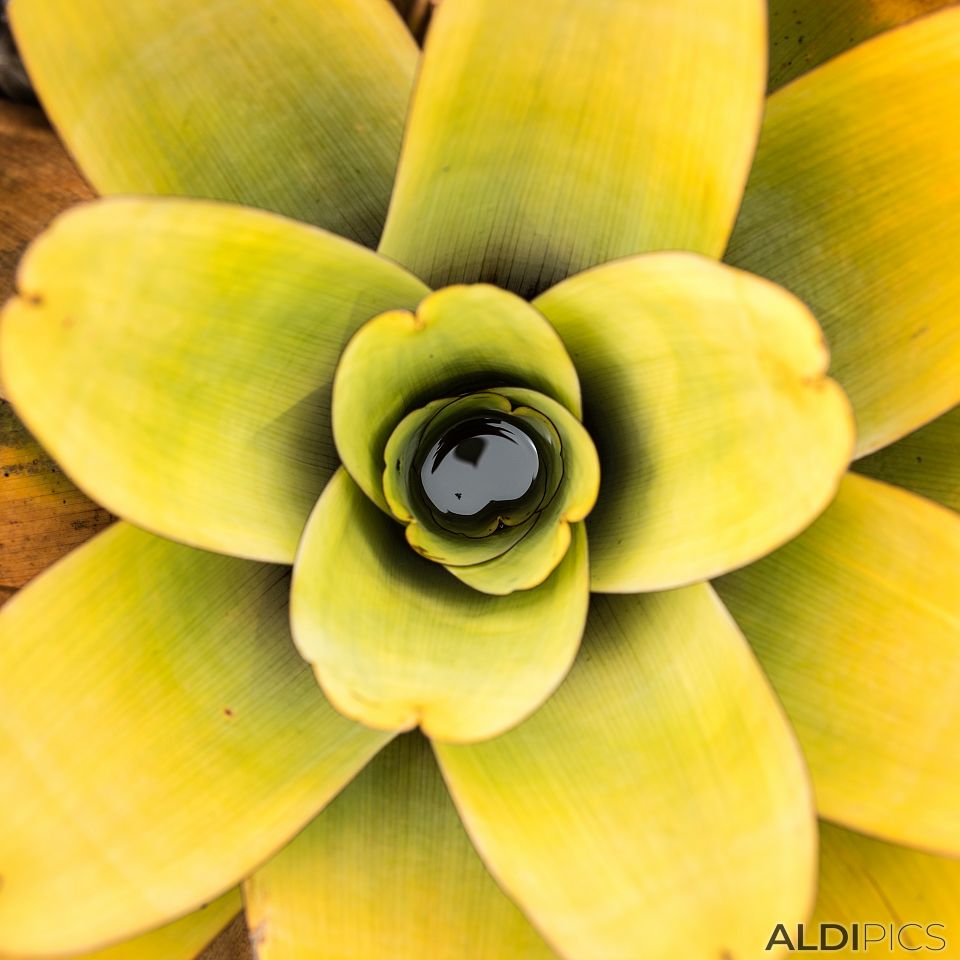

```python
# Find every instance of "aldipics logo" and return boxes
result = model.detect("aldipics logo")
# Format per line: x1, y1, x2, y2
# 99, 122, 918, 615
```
765, 923, 948, 952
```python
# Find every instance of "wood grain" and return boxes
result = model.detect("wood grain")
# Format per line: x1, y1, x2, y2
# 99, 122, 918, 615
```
0, 99, 93, 304
0, 399, 114, 598
0, 102, 111, 606
197, 914, 255, 960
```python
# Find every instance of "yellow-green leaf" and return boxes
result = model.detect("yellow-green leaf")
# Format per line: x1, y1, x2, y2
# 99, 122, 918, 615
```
534, 252, 853, 593
10, 0, 417, 245
813, 822, 960, 954
716, 473, 960, 855
4, 892, 244, 960
0, 198, 428, 565
379, 0, 765, 296
436, 586, 816, 960
727, 8, 960, 456
768, 0, 955, 91
332, 284, 579, 512
290, 469, 589, 743
0, 523, 390, 955
854, 404, 960, 513
244, 735, 556, 960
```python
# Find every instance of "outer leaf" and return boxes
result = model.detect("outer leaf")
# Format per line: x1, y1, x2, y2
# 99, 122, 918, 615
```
727, 8, 960, 456
0, 523, 391, 955
767, 0, 954, 91
244, 735, 556, 960
3, 893, 244, 960
290, 469, 589, 743
813, 822, 960, 953
378, 0, 766, 296
435, 586, 816, 960
854, 404, 960, 513
10, 0, 417, 246
715, 473, 960, 855
0, 198, 428, 564
534, 252, 853, 592
333, 284, 580, 512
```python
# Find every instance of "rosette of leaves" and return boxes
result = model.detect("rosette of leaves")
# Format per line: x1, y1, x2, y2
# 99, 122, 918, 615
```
1, 1, 959, 959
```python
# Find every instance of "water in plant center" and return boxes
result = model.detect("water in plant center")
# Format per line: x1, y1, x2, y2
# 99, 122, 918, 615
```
418, 416, 544, 534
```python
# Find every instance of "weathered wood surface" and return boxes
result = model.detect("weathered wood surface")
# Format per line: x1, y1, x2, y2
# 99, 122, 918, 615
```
198, 914, 255, 960
0, 400, 114, 601
0, 99, 94, 304
1, 103, 109, 605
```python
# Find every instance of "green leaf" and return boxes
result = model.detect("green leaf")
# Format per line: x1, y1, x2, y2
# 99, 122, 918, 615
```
378, 0, 766, 296
8, 892, 243, 960
534, 252, 853, 592
715, 473, 960, 855
0, 198, 428, 564
244, 735, 557, 959
10, 0, 417, 245
727, 8, 960, 456
333, 283, 580, 512
435, 586, 816, 960
767, 0, 954, 91
854, 404, 960, 513
815, 821, 960, 941
0, 523, 391, 955
290, 469, 589, 743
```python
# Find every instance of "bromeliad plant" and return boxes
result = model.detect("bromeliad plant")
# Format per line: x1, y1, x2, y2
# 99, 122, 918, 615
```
1, 0, 960, 958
